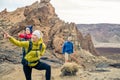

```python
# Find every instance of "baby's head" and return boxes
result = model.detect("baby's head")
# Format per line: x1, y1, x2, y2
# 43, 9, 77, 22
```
25, 25, 33, 34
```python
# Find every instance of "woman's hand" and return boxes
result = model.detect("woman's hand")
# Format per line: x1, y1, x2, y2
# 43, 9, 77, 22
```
4, 32, 11, 39
0, 27, 11, 39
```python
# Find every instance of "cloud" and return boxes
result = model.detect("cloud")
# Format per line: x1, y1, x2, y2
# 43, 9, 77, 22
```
51, 0, 120, 24
0, 0, 39, 11
0, 0, 120, 23
100, 0, 120, 2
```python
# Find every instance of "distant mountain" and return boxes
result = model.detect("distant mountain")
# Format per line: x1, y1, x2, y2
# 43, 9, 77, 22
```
77, 23, 120, 43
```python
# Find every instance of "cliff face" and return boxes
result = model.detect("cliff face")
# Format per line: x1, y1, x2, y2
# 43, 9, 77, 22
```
0, 0, 98, 56
77, 24, 120, 43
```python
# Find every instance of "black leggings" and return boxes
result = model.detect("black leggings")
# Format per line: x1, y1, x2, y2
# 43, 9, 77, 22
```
23, 61, 51, 80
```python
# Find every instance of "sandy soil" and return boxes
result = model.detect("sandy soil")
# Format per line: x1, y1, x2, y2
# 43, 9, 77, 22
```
1, 62, 120, 80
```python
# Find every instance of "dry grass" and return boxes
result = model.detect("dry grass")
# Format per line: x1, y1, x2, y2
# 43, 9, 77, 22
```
61, 62, 79, 76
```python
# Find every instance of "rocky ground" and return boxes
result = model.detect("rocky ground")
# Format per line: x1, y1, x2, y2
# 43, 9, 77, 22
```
0, 46, 120, 80
1, 61, 120, 80
0, 39, 120, 80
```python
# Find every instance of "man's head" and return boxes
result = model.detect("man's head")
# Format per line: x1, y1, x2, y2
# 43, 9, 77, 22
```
25, 25, 33, 34
31, 30, 43, 42
67, 36, 72, 41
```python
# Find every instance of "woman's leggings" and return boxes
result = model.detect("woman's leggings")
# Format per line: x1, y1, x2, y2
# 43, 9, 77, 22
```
23, 61, 51, 80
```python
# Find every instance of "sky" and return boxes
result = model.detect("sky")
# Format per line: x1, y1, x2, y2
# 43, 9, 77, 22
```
0, 0, 120, 24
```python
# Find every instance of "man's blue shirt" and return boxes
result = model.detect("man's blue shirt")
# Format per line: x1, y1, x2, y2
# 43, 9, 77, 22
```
62, 41, 74, 54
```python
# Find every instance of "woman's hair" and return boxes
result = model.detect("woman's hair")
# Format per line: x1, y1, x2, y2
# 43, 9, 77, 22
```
32, 30, 43, 39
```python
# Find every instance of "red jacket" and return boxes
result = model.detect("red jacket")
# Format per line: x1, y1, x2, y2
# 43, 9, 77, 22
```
19, 33, 32, 40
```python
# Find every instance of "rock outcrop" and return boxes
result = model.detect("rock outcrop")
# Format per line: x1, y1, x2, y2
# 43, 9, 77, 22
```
0, 0, 98, 56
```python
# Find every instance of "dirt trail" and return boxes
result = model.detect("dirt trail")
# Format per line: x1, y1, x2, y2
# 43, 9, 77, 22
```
1, 63, 120, 80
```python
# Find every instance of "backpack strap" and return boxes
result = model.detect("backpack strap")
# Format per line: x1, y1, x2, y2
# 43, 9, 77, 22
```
39, 43, 42, 51
27, 40, 33, 53
27, 41, 42, 53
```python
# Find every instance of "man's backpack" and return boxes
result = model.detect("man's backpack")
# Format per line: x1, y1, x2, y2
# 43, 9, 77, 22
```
22, 41, 42, 66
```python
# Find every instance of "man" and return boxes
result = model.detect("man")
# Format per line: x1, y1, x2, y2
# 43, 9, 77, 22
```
62, 36, 74, 63
4, 30, 51, 80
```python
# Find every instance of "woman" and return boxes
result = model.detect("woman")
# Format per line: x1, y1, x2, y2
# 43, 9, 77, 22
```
4, 30, 51, 80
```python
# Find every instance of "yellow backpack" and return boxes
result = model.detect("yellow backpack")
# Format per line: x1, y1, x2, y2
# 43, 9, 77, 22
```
22, 41, 42, 67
